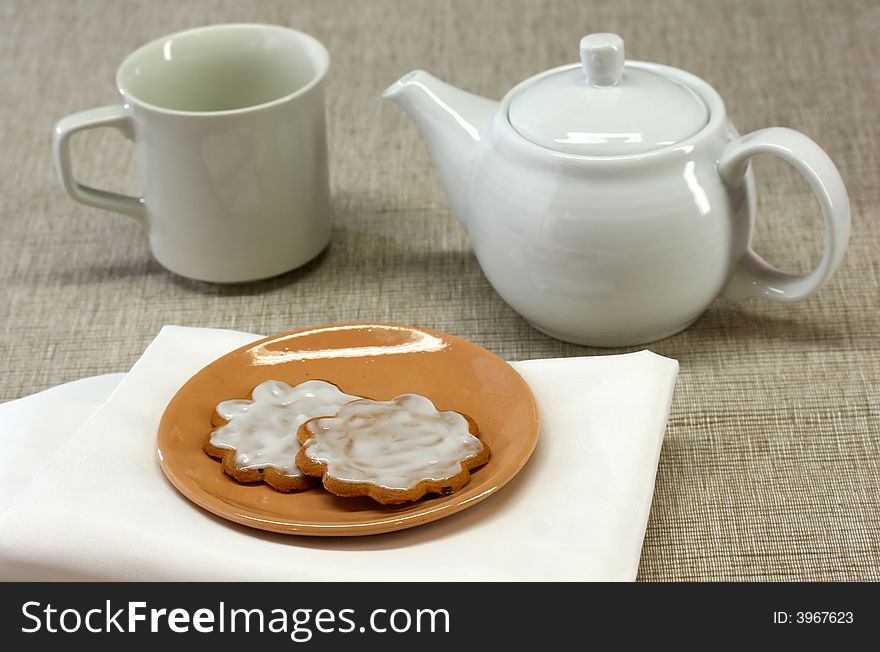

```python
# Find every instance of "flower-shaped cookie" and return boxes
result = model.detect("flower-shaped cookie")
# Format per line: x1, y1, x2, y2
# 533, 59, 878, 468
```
296, 394, 490, 504
205, 379, 362, 492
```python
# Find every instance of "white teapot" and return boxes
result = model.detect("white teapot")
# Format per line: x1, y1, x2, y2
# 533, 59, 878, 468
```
384, 33, 850, 346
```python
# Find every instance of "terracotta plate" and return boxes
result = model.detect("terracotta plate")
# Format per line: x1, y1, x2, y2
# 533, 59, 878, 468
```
157, 323, 539, 536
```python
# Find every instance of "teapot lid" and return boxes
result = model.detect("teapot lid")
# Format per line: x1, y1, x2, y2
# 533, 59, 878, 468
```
508, 34, 708, 156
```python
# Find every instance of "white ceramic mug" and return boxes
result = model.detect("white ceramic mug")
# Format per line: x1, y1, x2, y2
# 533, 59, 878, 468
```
53, 24, 332, 283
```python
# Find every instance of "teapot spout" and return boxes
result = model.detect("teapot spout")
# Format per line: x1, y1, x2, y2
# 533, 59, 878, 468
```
383, 70, 497, 230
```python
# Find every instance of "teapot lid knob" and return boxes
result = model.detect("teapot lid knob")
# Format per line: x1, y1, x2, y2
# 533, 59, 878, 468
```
580, 33, 625, 86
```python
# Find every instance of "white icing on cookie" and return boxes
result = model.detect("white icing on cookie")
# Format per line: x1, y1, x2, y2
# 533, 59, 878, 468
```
211, 380, 362, 475
301, 394, 485, 490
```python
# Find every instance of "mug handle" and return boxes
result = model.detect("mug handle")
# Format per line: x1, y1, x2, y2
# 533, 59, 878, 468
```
53, 105, 147, 224
718, 127, 850, 301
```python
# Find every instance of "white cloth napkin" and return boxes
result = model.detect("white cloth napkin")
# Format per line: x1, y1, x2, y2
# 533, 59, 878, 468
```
0, 326, 677, 581
0, 373, 125, 515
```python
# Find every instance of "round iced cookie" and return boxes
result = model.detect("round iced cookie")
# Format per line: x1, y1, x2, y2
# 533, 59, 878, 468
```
296, 394, 490, 504
205, 379, 362, 492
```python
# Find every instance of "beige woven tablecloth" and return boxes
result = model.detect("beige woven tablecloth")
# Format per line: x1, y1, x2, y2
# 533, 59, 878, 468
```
1, 0, 877, 581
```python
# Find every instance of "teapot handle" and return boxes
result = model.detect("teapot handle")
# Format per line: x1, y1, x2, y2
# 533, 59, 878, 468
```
718, 127, 850, 302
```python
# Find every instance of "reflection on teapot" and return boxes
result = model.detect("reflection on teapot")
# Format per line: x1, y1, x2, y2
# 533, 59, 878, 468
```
384, 33, 850, 346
